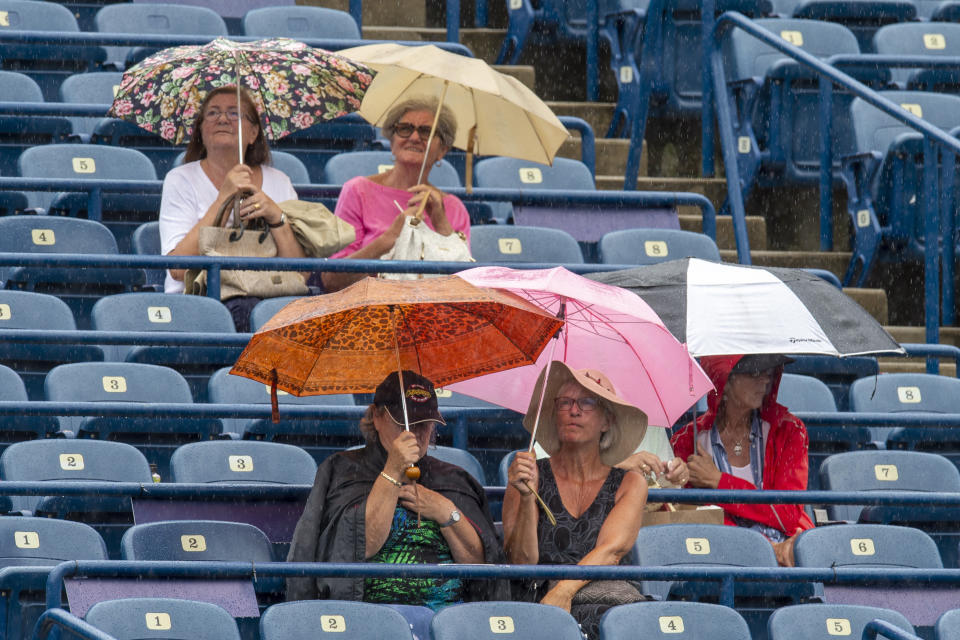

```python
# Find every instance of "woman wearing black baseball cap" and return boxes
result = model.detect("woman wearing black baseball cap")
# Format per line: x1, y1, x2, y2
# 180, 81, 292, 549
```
286, 369, 505, 608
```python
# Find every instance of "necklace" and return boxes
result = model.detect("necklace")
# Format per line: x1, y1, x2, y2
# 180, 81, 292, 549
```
733, 437, 744, 456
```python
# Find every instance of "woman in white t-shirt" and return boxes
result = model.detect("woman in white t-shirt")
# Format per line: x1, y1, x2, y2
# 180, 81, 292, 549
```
159, 85, 302, 331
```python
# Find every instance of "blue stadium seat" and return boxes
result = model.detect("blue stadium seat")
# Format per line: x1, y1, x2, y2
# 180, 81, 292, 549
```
322, 150, 462, 188
248, 296, 304, 332
599, 228, 721, 264
784, 354, 878, 411
779, 373, 837, 412
767, 603, 915, 640
384, 604, 434, 640
873, 23, 960, 91
44, 362, 222, 477
769, 0, 916, 51
58, 71, 124, 142
0, 216, 146, 328
431, 602, 582, 640
917, 0, 960, 20
0, 363, 60, 443
270, 117, 378, 183
17, 143, 160, 252
841, 90, 960, 286
269, 151, 311, 186
0, 290, 104, 399
936, 609, 960, 640
132, 221, 164, 290
85, 598, 241, 640
0, 1, 105, 100
426, 446, 487, 485
599, 601, 752, 640
260, 601, 414, 640
94, 3, 228, 70
498, 451, 518, 487
169, 441, 317, 485
436, 390, 525, 484
0, 70, 71, 180
90, 292, 240, 401
0, 517, 108, 640
474, 157, 595, 191
468, 225, 584, 264
242, 6, 361, 39
795, 524, 943, 568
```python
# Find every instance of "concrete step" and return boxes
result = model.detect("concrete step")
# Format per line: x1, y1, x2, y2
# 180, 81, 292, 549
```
461, 28, 509, 63
680, 215, 767, 252
730, 250, 854, 278
305, 0, 425, 29
547, 101, 616, 139
493, 64, 536, 91
884, 326, 960, 348
843, 288, 890, 326
556, 137, 635, 178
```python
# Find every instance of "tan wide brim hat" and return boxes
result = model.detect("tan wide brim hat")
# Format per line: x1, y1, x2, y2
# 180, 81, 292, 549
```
522, 360, 648, 467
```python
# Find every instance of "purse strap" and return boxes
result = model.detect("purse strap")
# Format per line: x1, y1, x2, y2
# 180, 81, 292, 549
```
213, 192, 270, 244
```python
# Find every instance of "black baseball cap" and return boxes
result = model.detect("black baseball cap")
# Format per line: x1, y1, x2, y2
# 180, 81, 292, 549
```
731, 354, 795, 375
373, 370, 446, 427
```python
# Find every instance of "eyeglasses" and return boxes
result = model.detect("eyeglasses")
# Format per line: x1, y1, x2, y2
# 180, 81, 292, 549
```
204, 109, 242, 122
737, 368, 775, 379
555, 396, 600, 412
393, 122, 435, 139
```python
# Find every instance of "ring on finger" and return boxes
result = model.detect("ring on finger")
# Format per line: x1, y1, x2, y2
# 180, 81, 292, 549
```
254, 202, 261, 210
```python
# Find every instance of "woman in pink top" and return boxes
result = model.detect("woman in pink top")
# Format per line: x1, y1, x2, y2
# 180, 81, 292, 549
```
320, 98, 471, 292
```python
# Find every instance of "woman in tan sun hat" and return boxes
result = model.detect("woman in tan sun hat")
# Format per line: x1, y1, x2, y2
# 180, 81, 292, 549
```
503, 361, 650, 639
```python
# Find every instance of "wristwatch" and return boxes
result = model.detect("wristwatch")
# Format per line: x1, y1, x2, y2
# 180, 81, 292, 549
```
439, 509, 461, 528
267, 212, 286, 228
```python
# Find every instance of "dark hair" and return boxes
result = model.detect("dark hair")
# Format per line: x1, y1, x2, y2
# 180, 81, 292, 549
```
183, 86, 271, 166
381, 97, 457, 148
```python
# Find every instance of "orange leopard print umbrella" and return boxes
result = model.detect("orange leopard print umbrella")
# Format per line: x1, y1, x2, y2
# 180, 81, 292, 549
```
230, 275, 564, 400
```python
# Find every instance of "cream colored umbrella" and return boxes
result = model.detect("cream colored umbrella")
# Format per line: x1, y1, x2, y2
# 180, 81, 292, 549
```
339, 43, 569, 192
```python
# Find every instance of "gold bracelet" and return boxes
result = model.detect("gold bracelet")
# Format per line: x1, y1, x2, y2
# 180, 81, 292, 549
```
379, 471, 403, 488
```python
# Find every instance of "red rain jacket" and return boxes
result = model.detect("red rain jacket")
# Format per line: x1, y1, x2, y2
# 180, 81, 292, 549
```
671, 354, 814, 536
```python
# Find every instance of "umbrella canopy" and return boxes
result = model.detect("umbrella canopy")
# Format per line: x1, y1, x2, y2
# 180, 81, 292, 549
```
446, 266, 713, 428
587, 258, 904, 357
108, 37, 374, 144
230, 275, 565, 395
338, 43, 568, 166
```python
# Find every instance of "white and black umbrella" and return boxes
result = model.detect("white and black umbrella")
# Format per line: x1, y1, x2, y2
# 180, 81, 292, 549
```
588, 258, 903, 357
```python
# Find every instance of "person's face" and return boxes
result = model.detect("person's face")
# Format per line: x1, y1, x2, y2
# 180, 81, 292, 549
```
199, 92, 259, 153
373, 406, 436, 460
724, 368, 774, 412
389, 109, 449, 169
553, 381, 609, 447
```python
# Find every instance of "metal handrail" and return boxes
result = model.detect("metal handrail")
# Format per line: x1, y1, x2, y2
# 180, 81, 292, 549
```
34, 609, 117, 640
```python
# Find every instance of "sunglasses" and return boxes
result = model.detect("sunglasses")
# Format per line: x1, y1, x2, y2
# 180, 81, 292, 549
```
393, 122, 435, 139
555, 396, 600, 412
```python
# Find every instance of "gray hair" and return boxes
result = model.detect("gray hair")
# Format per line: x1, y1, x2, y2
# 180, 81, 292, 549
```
381, 97, 458, 148
597, 398, 619, 455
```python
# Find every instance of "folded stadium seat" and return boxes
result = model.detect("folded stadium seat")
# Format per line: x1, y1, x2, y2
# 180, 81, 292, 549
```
599, 601, 752, 640
169, 441, 317, 485
633, 523, 820, 640
767, 604, 915, 640
93, 3, 228, 71
841, 90, 960, 286
131, 221, 164, 291
206, 366, 357, 460
784, 354, 879, 411
44, 361, 222, 479
874, 23, 960, 91
261, 601, 413, 640
0, 216, 147, 328
0, 363, 60, 446
0, 70, 71, 181
778, 373, 871, 491
0, 290, 104, 400
0, 517, 108, 640
468, 225, 584, 264
57, 71, 124, 143
242, 6, 361, 39
849, 372, 960, 455
17, 143, 160, 253
0, 0, 105, 101
0, 439, 152, 558
937, 609, 960, 639
769, 0, 916, 51
85, 598, 241, 640
90, 292, 240, 402
431, 602, 582, 640
599, 228, 721, 265
719, 19, 890, 217
819, 450, 960, 567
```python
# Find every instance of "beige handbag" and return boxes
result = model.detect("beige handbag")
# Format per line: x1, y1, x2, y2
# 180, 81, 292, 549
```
185, 196, 310, 301
380, 213, 473, 280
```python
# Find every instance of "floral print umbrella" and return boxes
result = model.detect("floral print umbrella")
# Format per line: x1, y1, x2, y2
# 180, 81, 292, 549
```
108, 37, 375, 145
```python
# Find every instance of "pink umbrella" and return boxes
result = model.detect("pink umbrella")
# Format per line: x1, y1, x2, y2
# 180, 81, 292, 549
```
447, 266, 713, 428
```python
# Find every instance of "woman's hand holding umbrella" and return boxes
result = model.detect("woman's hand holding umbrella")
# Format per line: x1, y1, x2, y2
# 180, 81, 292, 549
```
508, 451, 556, 526
687, 443, 723, 488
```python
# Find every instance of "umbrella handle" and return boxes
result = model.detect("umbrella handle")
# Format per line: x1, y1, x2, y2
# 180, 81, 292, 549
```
416, 80, 450, 186
524, 480, 557, 526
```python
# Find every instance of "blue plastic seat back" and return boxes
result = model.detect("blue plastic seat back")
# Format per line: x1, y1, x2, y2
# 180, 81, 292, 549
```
85, 598, 241, 640
436, 389, 501, 408
936, 609, 960, 640
776, 0, 916, 50
795, 524, 943, 568
850, 373, 960, 413
778, 373, 837, 412
132, 221, 164, 289
469, 225, 584, 264
600, 601, 752, 640
474, 157, 594, 191
784, 355, 878, 410
169, 440, 317, 484
599, 228, 721, 265
261, 600, 414, 640
0, 70, 43, 102
0, 364, 26, 402
0, 215, 117, 259
767, 603, 915, 640
0, 362, 61, 440
270, 151, 311, 185
242, 6, 361, 39
427, 446, 486, 485
498, 451, 517, 487
0, 517, 108, 567
121, 520, 275, 562
431, 602, 582, 640
874, 23, 960, 88
58, 71, 124, 138
249, 296, 305, 331
323, 151, 461, 188
850, 91, 960, 157
0, 290, 77, 330
635, 523, 778, 567
46, 361, 193, 404
0, 0, 78, 30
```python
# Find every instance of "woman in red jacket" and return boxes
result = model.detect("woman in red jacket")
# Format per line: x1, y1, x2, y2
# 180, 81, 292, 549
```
671, 353, 813, 566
